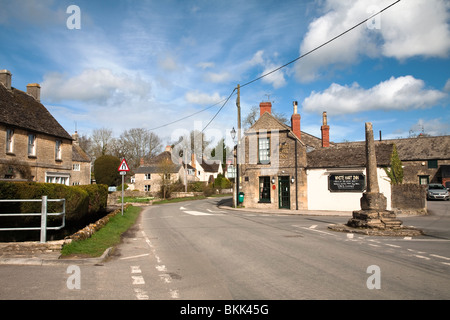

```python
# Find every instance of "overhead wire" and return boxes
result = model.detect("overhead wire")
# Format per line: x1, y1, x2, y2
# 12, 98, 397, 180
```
150, 0, 401, 133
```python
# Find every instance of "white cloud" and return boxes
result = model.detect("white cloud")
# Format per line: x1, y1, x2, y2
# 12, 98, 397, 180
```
185, 91, 224, 105
410, 118, 450, 137
295, 0, 450, 82
444, 79, 450, 92
302, 76, 447, 115
41, 68, 151, 104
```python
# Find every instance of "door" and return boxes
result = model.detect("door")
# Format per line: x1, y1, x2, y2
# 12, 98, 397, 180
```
278, 176, 290, 209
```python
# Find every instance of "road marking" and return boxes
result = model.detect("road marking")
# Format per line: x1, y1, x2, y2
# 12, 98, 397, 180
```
156, 265, 167, 272
385, 243, 401, 248
132, 275, 145, 285
414, 255, 431, 260
120, 253, 150, 260
430, 254, 450, 261
309, 225, 318, 229
184, 210, 213, 216
134, 288, 149, 300
170, 289, 180, 299
293, 225, 334, 236
131, 266, 142, 274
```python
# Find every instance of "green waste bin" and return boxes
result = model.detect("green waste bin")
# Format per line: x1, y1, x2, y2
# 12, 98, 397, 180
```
238, 192, 244, 203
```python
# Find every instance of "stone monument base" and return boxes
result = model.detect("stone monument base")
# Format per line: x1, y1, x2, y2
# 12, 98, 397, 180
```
347, 209, 403, 229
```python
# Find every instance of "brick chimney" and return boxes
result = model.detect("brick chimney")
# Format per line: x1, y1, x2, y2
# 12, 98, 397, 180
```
321, 111, 330, 148
26, 83, 41, 101
0, 70, 12, 90
291, 101, 301, 140
259, 101, 272, 117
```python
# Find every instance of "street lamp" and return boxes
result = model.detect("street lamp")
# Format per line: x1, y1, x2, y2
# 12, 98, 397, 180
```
230, 127, 236, 141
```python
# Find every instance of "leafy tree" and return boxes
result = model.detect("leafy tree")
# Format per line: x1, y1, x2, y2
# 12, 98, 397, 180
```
94, 155, 121, 186
384, 144, 403, 185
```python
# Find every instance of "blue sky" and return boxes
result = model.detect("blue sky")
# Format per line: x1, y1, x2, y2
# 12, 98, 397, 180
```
1, 0, 449, 146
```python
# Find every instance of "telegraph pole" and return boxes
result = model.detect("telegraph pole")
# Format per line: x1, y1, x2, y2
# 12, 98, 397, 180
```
236, 84, 241, 207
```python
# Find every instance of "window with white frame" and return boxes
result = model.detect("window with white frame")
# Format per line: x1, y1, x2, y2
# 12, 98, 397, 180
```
46, 172, 70, 185
258, 137, 270, 164
6, 128, 14, 153
145, 173, 151, 180
73, 163, 80, 171
144, 185, 151, 191
28, 134, 36, 156
55, 140, 62, 160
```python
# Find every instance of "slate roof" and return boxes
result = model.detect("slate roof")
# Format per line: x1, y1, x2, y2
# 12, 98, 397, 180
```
0, 83, 72, 140
72, 143, 91, 163
307, 143, 394, 169
338, 135, 450, 161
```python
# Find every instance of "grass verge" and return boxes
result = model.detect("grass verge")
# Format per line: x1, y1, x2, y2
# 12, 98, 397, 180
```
60, 206, 142, 258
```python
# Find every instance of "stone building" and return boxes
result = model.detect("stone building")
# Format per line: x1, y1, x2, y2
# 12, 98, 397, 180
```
0, 69, 91, 185
134, 146, 184, 194
239, 101, 315, 210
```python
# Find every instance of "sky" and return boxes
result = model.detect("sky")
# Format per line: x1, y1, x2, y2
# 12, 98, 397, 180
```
0, 0, 449, 148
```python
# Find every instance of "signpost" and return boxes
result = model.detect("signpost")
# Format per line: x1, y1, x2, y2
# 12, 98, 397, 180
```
118, 158, 130, 215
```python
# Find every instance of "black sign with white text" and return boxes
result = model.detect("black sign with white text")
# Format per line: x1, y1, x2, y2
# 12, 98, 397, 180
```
328, 173, 365, 192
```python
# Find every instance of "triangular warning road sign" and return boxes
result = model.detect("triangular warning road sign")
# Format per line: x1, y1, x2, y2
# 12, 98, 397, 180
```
118, 159, 130, 172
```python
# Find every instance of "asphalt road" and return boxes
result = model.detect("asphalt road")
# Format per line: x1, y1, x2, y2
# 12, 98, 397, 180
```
0, 198, 449, 302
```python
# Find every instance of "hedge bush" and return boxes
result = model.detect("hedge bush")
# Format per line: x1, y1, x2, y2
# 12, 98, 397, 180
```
0, 181, 108, 226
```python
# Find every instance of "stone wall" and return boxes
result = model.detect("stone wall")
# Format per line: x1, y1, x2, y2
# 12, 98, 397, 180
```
391, 184, 427, 215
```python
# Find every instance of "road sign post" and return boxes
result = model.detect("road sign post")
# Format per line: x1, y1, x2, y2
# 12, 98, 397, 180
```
118, 159, 130, 215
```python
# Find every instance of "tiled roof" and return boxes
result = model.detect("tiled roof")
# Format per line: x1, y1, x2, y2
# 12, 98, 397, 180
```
307, 143, 394, 168
338, 135, 450, 161
0, 83, 72, 140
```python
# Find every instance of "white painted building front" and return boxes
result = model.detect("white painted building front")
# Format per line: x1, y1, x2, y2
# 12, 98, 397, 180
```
306, 167, 392, 211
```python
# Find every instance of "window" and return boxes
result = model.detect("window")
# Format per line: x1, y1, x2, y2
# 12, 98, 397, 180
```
258, 137, 270, 164
144, 185, 151, 192
259, 176, 271, 203
428, 160, 438, 169
6, 128, 14, 153
46, 172, 70, 185
73, 164, 80, 171
419, 175, 429, 185
55, 140, 62, 160
145, 173, 151, 180
28, 134, 36, 156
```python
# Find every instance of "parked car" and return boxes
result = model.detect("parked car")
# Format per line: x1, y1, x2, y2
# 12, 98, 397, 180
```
427, 184, 450, 201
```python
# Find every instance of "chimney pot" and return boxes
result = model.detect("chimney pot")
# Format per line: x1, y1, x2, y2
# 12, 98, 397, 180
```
26, 83, 41, 101
0, 69, 12, 90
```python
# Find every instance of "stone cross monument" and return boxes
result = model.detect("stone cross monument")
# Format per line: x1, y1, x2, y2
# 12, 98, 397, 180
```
347, 123, 403, 229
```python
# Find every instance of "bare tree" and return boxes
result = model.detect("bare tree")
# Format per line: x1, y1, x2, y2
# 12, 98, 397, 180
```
91, 128, 114, 159
243, 105, 289, 129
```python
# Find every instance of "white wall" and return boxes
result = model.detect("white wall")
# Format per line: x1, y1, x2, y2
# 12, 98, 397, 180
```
306, 167, 391, 211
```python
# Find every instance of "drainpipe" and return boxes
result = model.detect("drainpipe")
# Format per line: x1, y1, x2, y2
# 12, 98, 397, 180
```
287, 132, 299, 210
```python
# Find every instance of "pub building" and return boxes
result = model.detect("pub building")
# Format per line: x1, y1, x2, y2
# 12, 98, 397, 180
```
238, 100, 394, 212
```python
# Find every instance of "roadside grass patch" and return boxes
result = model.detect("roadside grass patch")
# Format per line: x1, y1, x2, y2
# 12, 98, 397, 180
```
61, 206, 142, 258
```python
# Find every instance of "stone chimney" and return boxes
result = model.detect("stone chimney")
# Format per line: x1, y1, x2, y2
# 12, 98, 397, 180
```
72, 131, 79, 145
0, 70, 12, 90
321, 111, 330, 148
26, 83, 41, 101
291, 101, 301, 140
259, 101, 272, 117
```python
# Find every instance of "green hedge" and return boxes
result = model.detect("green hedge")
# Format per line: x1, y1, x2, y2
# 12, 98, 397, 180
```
0, 181, 108, 225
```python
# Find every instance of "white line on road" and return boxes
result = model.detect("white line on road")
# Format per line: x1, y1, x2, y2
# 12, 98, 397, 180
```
132, 275, 145, 285
184, 210, 213, 216
131, 266, 142, 274
430, 254, 450, 261
120, 253, 150, 260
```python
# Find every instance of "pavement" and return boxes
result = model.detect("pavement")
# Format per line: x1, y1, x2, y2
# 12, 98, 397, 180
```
0, 198, 355, 266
